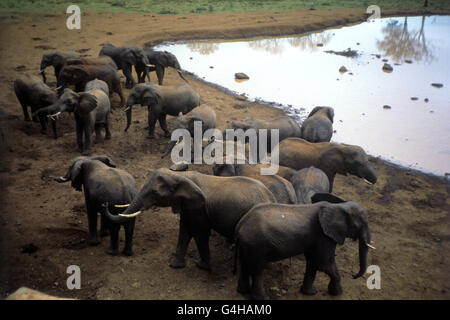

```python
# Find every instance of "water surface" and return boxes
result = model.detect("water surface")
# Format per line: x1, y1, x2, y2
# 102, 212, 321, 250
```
156, 16, 450, 176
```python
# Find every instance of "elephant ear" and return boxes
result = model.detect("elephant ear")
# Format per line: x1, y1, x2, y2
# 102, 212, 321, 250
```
318, 205, 347, 245
326, 107, 335, 123
91, 155, 116, 168
51, 53, 63, 67
311, 193, 346, 204
77, 92, 98, 114
172, 175, 206, 213
124, 50, 137, 65
307, 106, 322, 118
142, 88, 160, 106
319, 146, 345, 175
69, 159, 85, 191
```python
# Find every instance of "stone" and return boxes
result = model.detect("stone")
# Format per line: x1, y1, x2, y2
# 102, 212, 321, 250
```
339, 66, 348, 73
382, 63, 393, 72
411, 97, 418, 101
383, 105, 392, 109
235, 72, 249, 80
431, 83, 443, 88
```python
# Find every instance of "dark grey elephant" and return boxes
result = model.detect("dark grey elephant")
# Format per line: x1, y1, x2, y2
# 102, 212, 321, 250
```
290, 167, 330, 204
272, 138, 377, 191
136, 48, 187, 85
105, 168, 276, 271
33, 88, 111, 155
301, 106, 334, 143
124, 83, 200, 138
14, 73, 58, 138
65, 56, 118, 70
235, 196, 374, 299
54, 156, 138, 255
40, 51, 80, 83
162, 105, 216, 158
99, 44, 152, 88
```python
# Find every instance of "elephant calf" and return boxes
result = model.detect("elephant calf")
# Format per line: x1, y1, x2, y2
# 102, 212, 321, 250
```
290, 167, 330, 204
54, 156, 138, 255
235, 195, 374, 299
33, 88, 111, 155
14, 73, 58, 138
301, 106, 334, 143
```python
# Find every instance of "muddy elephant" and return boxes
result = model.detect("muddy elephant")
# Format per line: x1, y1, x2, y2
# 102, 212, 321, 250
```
14, 73, 58, 138
84, 79, 109, 96
272, 138, 377, 191
105, 168, 276, 271
99, 44, 152, 88
39, 51, 80, 83
301, 106, 334, 143
54, 156, 138, 255
136, 48, 187, 85
65, 56, 118, 70
124, 83, 200, 138
162, 105, 216, 158
235, 196, 374, 299
33, 88, 111, 155
253, 164, 296, 181
213, 159, 297, 204
226, 116, 302, 154
57, 64, 125, 105
290, 167, 330, 204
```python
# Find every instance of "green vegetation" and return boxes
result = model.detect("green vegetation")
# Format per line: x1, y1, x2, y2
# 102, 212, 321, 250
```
0, 0, 448, 15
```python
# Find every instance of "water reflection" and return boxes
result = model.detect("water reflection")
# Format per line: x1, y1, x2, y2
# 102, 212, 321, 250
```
186, 42, 219, 55
376, 16, 434, 63
287, 32, 332, 52
248, 38, 284, 54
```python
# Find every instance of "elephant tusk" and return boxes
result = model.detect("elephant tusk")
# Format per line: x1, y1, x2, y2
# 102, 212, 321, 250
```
55, 86, 62, 90
146, 64, 156, 67
114, 204, 130, 208
39, 69, 45, 74
119, 211, 142, 218
363, 179, 374, 185
366, 243, 376, 250
48, 111, 61, 120
124, 106, 130, 112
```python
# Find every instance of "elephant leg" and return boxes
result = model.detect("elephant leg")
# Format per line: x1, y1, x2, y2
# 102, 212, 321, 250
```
82, 124, 92, 156
147, 109, 157, 139
324, 262, 343, 296
156, 65, 165, 85
94, 124, 102, 144
237, 256, 251, 294
170, 218, 192, 268
123, 219, 135, 256
50, 118, 57, 139
123, 65, 135, 89
86, 205, 100, 246
76, 121, 83, 153
38, 114, 48, 134
300, 257, 318, 295
107, 224, 120, 256
105, 114, 111, 140
158, 114, 170, 137
193, 230, 211, 271
99, 212, 110, 238
251, 265, 268, 300
18, 99, 30, 121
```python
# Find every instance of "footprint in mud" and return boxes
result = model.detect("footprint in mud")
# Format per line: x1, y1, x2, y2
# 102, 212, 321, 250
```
45, 227, 89, 250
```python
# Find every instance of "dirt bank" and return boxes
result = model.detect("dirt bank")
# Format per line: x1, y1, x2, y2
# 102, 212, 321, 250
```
0, 9, 449, 300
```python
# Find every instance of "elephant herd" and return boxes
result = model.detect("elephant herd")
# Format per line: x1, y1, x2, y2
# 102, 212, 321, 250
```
13, 43, 378, 300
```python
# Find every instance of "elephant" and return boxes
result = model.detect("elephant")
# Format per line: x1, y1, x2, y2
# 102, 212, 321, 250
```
99, 44, 152, 88
14, 73, 58, 138
33, 88, 111, 155
65, 56, 118, 70
54, 156, 138, 255
124, 83, 200, 138
234, 195, 374, 299
135, 48, 187, 85
301, 106, 334, 143
57, 64, 125, 106
105, 168, 276, 271
271, 138, 377, 191
254, 164, 296, 181
213, 159, 297, 204
290, 167, 330, 204
85, 79, 109, 96
162, 105, 216, 158
225, 116, 302, 154
39, 51, 80, 83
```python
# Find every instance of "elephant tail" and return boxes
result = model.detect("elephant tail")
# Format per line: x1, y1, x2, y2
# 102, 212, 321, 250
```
232, 237, 239, 275
176, 69, 188, 83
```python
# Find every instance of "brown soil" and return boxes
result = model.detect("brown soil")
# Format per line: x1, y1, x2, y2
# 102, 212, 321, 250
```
0, 9, 449, 300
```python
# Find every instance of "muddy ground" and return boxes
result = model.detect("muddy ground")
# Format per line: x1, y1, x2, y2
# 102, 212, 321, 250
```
0, 9, 449, 300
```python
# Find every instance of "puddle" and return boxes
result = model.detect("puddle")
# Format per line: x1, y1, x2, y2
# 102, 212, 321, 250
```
156, 16, 450, 176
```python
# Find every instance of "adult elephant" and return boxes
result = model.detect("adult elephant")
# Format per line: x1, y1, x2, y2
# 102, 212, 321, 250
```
272, 138, 377, 191
105, 168, 276, 271
14, 73, 58, 138
301, 106, 334, 143
33, 88, 111, 155
65, 56, 118, 70
135, 48, 187, 85
99, 44, 152, 88
54, 156, 138, 255
290, 167, 330, 204
124, 83, 200, 138
39, 51, 80, 83
57, 64, 125, 106
235, 196, 374, 299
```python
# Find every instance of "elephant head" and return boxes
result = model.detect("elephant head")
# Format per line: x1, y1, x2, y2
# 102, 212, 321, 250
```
54, 155, 116, 191
317, 199, 373, 279
319, 144, 377, 185
124, 84, 161, 132
103, 168, 206, 224
40, 53, 64, 83
56, 66, 89, 93
125, 48, 152, 82
32, 88, 98, 119
307, 106, 334, 123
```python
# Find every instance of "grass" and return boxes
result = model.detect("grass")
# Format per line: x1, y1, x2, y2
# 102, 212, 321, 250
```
0, 0, 449, 16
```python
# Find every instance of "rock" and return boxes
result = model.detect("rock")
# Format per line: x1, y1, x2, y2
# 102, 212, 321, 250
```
316, 43, 323, 47
424, 98, 429, 103
382, 63, 393, 72
411, 97, 418, 101
233, 104, 248, 109
15, 65, 26, 71
383, 105, 392, 109
405, 59, 413, 64
209, 66, 214, 69
339, 66, 348, 73
235, 72, 249, 80
431, 83, 443, 88
236, 94, 247, 101
382, 58, 388, 62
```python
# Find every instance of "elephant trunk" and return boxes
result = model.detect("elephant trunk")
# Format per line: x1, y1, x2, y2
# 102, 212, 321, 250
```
352, 227, 371, 279
360, 165, 377, 185
177, 69, 188, 83
161, 140, 177, 159
32, 102, 61, 118
104, 195, 144, 225
125, 105, 132, 132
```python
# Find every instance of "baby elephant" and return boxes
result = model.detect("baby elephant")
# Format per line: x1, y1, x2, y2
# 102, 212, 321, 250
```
235, 196, 373, 300
301, 106, 334, 143
84, 79, 109, 96
290, 167, 330, 204
54, 156, 138, 256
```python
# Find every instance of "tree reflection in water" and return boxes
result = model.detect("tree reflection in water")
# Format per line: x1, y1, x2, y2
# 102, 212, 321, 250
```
186, 42, 219, 55
376, 16, 433, 63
